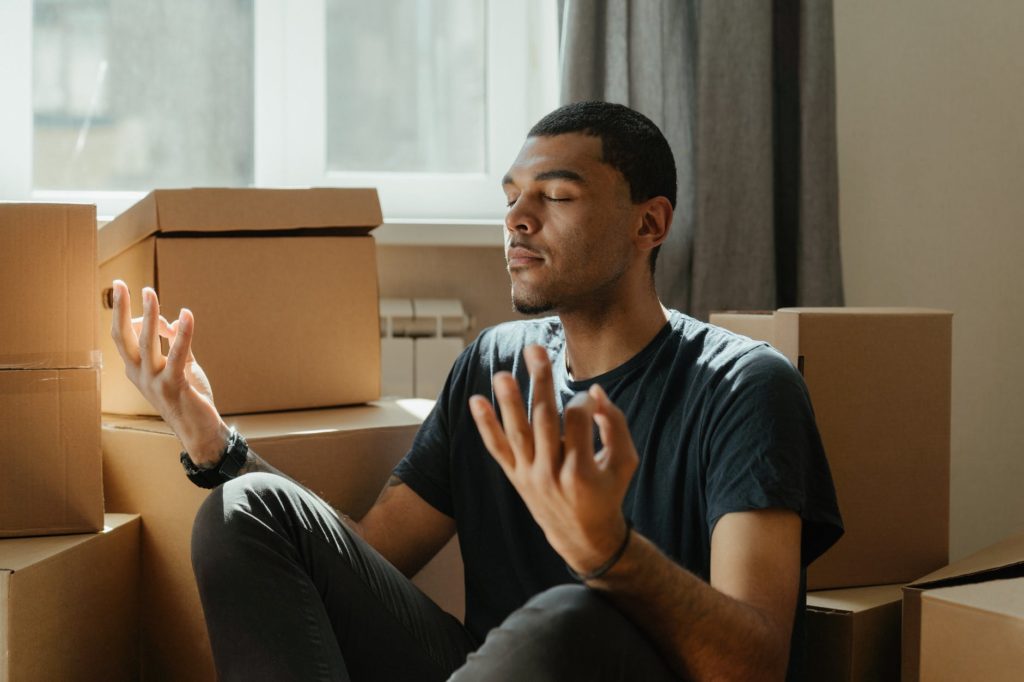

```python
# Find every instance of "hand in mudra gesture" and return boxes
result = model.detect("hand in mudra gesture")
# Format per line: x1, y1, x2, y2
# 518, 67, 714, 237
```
469, 345, 638, 578
110, 280, 229, 465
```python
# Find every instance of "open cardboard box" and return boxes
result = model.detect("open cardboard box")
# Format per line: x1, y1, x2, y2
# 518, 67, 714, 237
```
917, 577, 1024, 682
902, 529, 1024, 681
98, 188, 383, 416
805, 584, 903, 681
709, 308, 952, 590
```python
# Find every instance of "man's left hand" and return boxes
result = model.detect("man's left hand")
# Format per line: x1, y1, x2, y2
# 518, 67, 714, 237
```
469, 344, 638, 576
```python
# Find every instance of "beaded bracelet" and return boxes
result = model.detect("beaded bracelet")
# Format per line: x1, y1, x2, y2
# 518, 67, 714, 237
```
565, 519, 634, 582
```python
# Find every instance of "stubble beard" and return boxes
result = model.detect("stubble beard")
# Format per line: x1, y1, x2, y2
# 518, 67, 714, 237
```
510, 283, 555, 315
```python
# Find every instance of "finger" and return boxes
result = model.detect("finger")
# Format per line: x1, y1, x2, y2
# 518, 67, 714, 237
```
469, 395, 516, 473
590, 384, 639, 477
138, 287, 163, 371
525, 345, 561, 472
493, 371, 534, 465
110, 280, 140, 365
166, 308, 195, 378
131, 315, 175, 338
563, 390, 598, 477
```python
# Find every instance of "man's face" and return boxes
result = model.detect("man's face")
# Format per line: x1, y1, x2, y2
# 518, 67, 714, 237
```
501, 133, 640, 315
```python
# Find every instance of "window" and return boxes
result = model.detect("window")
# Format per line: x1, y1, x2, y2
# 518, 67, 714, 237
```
0, 0, 559, 234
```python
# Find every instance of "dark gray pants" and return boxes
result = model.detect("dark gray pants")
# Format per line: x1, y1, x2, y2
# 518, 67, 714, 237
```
191, 472, 676, 681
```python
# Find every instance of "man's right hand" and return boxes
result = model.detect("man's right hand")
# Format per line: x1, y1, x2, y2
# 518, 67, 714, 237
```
110, 280, 230, 467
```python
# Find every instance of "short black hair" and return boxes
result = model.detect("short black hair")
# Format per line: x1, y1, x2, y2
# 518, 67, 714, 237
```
528, 101, 676, 276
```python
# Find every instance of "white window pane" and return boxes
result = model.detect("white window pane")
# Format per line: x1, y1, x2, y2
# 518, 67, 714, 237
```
32, 0, 254, 191
325, 0, 486, 173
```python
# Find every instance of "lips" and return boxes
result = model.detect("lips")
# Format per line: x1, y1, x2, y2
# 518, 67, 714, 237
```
506, 246, 545, 268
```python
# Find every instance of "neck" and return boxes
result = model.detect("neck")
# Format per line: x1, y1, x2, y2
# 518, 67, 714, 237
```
559, 287, 669, 382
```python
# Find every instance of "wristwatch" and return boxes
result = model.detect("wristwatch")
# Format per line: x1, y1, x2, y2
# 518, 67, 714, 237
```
180, 428, 249, 489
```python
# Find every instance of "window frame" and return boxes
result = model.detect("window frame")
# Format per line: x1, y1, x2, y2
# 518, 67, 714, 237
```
0, 0, 559, 243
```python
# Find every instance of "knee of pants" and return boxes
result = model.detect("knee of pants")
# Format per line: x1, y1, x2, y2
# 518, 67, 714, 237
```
452, 585, 629, 682
191, 472, 286, 575
519, 583, 613, 636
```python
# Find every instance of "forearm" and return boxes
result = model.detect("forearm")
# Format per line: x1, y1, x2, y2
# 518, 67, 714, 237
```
588, 532, 789, 682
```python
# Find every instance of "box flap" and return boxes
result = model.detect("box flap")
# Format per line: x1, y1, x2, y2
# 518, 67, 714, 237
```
102, 399, 430, 441
908, 530, 1024, 590
0, 514, 137, 572
808, 584, 905, 614
925, 578, 1024, 619
98, 187, 383, 263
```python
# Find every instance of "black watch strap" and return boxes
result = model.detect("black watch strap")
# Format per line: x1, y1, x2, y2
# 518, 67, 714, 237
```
180, 428, 249, 489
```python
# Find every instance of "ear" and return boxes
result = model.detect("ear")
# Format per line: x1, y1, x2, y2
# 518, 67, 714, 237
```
634, 196, 673, 253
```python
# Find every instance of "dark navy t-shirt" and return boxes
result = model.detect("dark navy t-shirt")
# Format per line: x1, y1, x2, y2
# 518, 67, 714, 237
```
393, 310, 843, 677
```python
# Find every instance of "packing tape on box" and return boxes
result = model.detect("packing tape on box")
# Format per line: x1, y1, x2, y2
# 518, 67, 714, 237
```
0, 349, 102, 370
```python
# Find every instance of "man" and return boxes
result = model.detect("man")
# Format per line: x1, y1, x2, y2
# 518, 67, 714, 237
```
111, 101, 842, 681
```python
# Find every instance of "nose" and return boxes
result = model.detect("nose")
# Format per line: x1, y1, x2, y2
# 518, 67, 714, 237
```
505, 196, 540, 235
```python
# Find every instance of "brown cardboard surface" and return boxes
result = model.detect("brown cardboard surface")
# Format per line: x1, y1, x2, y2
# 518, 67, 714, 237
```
919, 578, 1024, 682
709, 308, 952, 590
101, 400, 436, 682
97, 188, 382, 262
98, 188, 382, 415
805, 584, 903, 681
0, 203, 97, 369
0, 368, 103, 537
0, 513, 140, 682
901, 530, 1024, 681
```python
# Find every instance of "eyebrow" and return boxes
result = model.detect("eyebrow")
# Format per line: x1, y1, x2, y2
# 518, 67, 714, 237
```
501, 169, 586, 187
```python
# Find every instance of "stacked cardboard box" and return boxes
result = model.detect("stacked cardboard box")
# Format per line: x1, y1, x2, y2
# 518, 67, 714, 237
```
95, 186, 462, 681
0, 204, 103, 538
805, 584, 903, 681
0, 514, 140, 681
102, 401, 436, 682
709, 308, 953, 680
709, 308, 953, 590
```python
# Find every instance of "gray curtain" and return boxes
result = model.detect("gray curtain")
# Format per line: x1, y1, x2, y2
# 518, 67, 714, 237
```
559, 0, 843, 321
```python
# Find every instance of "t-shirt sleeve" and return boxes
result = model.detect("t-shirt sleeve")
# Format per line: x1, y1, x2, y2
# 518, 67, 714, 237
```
391, 342, 478, 518
704, 345, 844, 565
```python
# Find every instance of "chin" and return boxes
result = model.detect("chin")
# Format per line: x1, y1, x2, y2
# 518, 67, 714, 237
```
513, 300, 555, 316
511, 287, 555, 316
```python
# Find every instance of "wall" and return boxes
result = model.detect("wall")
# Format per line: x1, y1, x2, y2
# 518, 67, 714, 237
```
377, 244, 520, 341
834, 0, 1024, 559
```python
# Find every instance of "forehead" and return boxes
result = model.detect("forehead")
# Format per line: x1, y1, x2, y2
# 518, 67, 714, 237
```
503, 133, 615, 185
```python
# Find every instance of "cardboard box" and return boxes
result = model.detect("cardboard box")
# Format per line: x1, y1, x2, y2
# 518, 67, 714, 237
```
97, 188, 383, 415
0, 368, 103, 537
918, 577, 1024, 682
102, 400, 449, 682
901, 530, 1024, 681
708, 308, 952, 589
805, 584, 903, 681
0, 513, 140, 682
0, 203, 98, 370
